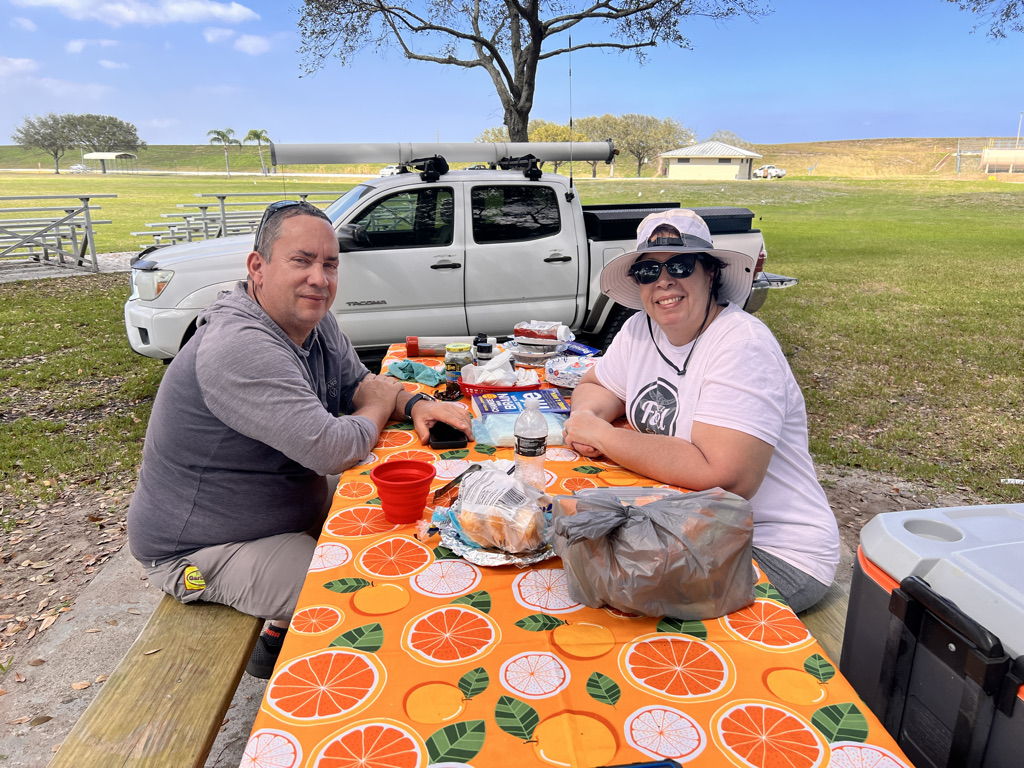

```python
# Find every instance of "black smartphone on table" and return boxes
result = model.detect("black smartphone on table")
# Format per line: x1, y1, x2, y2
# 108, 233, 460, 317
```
428, 421, 469, 450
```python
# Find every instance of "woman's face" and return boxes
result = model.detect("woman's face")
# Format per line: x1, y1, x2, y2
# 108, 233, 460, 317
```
639, 252, 716, 345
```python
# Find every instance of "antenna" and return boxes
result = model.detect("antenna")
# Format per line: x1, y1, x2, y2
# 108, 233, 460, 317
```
565, 34, 573, 193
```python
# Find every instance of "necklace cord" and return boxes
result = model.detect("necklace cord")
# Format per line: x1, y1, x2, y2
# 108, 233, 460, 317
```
647, 289, 715, 376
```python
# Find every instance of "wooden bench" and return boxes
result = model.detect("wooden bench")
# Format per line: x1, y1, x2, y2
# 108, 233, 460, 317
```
50, 594, 262, 767
798, 580, 850, 662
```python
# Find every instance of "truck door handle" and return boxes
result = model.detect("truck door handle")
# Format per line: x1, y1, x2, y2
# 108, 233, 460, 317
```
543, 255, 572, 263
430, 262, 462, 270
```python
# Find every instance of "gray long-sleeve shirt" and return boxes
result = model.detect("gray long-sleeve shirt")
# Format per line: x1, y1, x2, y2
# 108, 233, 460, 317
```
127, 283, 376, 563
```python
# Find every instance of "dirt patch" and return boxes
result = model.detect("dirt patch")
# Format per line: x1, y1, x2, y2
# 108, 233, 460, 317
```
817, 464, 985, 559
0, 483, 130, 665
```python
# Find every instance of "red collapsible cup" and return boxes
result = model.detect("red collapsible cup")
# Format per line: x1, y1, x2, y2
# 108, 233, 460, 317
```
370, 460, 437, 524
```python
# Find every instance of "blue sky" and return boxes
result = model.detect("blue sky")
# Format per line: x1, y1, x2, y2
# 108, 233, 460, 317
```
2, 0, 1022, 147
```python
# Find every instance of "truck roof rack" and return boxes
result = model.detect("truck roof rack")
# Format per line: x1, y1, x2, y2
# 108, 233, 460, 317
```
497, 154, 543, 180
405, 155, 449, 182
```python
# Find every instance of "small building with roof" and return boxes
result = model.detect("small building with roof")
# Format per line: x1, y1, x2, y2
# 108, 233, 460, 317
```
660, 141, 762, 181
82, 152, 139, 174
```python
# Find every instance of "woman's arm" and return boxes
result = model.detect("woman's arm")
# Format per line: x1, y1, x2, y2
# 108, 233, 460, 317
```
564, 371, 774, 499
568, 416, 773, 499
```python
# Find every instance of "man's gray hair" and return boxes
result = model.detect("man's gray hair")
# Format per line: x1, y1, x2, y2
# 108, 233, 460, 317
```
254, 202, 332, 261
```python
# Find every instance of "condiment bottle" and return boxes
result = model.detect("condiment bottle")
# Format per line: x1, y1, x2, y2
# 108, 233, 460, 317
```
444, 343, 474, 383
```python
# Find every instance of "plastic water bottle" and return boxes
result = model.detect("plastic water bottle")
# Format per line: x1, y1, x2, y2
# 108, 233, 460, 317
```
514, 400, 547, 492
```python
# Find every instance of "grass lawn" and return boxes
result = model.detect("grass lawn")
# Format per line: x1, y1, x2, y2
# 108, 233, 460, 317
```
1, 175, 1022, 520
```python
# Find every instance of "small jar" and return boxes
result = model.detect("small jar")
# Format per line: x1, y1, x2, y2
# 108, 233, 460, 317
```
444, 343, 473, 383
475, 342, 494, 363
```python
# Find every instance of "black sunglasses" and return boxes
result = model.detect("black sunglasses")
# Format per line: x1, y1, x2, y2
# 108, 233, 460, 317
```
253, 200, 317, 248
628, 253, 699, 284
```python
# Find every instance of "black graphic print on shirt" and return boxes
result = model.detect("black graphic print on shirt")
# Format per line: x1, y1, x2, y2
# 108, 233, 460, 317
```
629, 377, 678, 436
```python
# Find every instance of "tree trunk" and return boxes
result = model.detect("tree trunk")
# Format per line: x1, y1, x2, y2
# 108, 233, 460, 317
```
53, 155, 60, 174
100, 159, 108, 174
505, 106, 530, 143
257, 143, 266, 175
223, 147, 231, 178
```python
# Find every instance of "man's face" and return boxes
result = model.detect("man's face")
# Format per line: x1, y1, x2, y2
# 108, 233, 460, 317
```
247, 214, 339, 345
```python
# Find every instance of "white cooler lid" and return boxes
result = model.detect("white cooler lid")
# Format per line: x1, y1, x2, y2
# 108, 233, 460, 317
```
860, 504, 1024, 658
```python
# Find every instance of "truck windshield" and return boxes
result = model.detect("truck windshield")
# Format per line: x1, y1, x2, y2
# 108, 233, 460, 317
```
324, 185, 376, 224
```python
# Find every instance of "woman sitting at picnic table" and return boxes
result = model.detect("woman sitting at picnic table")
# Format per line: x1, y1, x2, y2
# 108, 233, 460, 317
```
563, 209, 839, 612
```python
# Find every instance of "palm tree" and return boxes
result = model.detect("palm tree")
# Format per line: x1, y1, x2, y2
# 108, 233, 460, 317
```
244, 129, 271, 175
207, 128, 241, 177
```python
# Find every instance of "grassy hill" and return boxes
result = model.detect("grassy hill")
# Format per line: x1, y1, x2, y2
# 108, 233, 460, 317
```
1, 137, 1017, 179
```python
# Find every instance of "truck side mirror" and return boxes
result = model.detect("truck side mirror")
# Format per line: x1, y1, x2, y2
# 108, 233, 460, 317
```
337, 223, 370, 252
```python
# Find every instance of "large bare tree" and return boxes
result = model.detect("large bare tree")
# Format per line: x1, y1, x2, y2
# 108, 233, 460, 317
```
298, 0, 769, 141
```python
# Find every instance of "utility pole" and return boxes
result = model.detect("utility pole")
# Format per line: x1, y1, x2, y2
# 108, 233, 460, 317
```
1016, 111, 1022, 149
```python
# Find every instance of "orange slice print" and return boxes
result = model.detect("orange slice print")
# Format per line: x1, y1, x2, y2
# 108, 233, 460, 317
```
385, 449, 437, 464
402, 382, 421, 392
499, 651, 570, 699
722, 600, 813, 651
310, 719, 427, 768
544, 446, 580, 461
375, 430, 416, 449
432, 458, 472, 479
325, 507, 399, 538
625, 705, 706, 762
308, 543, 352, 572
386, 349, 407, 360
561, 476, 598, 492
264, 649, 385, 725
712, 701, 827, 768
356, 536, 432, 579
355, 452, 380, 467
829, 742, 913, 768
410, 560, 482, 597
619, 633, 734, 702
336, 481, 375, 499
512, 568, 582, 614
241, 729, 302, 768
290, 605, 343, 635
401, 605, 500, 665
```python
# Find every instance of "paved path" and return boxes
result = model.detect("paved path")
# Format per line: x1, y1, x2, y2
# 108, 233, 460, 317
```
0, 253, 133, 283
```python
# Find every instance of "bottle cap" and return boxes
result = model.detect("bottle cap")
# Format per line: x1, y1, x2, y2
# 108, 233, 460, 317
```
477, 343, 492, 353
406, 336, 419, 356
445, 343, 472, 353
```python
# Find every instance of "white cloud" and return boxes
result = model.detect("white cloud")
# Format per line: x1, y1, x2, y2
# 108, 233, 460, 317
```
203, 26, 234, 43
11, 0, 260, 27
234, 34, 269, 55
99, 59, 128, 69
36, 77, 111, 99
66, 38, 117, 53
0, 56, 39, 77
12, 17, 38, 30
0, 56, 111, 100
143, 117, 178, 128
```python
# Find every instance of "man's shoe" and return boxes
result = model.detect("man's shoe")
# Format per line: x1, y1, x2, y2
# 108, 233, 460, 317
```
246, 632, 283, 679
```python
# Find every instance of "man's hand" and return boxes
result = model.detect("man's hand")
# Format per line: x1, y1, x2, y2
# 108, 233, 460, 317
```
410, 400, 474, 445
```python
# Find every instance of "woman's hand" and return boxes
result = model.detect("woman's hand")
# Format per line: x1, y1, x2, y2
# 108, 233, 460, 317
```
563, 410, 612, 457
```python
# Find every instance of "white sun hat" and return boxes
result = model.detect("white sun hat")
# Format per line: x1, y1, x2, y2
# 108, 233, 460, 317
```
599, 208, 757, 310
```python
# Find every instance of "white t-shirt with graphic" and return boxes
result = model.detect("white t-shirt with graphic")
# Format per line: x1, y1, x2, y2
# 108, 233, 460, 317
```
594, 303, 839, 585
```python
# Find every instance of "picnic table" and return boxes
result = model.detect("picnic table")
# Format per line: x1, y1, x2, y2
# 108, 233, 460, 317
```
243, 344, 913, 768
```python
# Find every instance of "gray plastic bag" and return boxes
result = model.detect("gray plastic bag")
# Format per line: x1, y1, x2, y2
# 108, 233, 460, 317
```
551, 487, 756, 620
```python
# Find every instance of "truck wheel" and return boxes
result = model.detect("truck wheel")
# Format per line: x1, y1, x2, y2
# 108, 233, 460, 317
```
595, 305, 637, 351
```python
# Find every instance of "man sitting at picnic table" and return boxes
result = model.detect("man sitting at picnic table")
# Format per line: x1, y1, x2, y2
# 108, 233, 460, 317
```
126, 200, 472, 678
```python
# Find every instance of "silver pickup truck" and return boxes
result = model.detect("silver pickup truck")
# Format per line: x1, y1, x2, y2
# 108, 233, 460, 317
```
124, 142, 795, 363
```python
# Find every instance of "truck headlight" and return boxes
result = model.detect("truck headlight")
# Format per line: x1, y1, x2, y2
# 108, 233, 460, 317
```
131, 269, 174, 300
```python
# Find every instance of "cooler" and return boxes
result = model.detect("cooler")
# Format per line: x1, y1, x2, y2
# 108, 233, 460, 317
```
840, 504, 1024, 768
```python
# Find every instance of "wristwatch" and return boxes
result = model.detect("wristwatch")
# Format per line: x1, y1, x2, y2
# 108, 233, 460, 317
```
404, 392, 435, 421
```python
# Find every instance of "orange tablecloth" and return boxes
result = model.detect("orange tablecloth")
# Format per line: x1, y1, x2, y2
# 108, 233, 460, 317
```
243, 346, 912, 768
